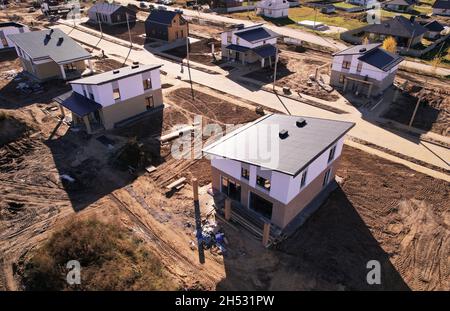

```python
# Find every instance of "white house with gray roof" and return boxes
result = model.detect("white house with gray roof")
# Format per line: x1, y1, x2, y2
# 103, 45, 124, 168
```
221, 24, 279, 67
55, 63, 163, 133
8, 28, 93, 81
0, 22, 29, 50
88, 2, 137, 26
330, 43, 404, 97
256, 0, 290, 19
203, 114, 354, 230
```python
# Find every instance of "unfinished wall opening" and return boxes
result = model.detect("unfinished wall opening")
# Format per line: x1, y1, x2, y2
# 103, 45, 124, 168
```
249, 192, 273, 220
221, 176, 241, 202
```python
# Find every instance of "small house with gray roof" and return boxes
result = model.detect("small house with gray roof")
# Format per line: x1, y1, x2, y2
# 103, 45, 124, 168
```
203, 113, 354, 230
330, 43, 403, 97
8, 28, 93, 81
221, 24, 279, 67
87, 2, 137, 26
54, 63, 163, 133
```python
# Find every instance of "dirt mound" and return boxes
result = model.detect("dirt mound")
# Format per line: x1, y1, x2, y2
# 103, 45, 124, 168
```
0, 111, 33, 147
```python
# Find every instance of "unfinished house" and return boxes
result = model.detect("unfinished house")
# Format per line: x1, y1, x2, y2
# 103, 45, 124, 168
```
87, 2, 137, 26
55, 63, 163, 133
330, 43, 403, 97
256, 0, 290, 19
145, 10, 187, 42
433, 0, 450, 16
8, 29, 93, 81
221, 24, 279, 67
0, 22, 29, 50
203, 114, 355, 232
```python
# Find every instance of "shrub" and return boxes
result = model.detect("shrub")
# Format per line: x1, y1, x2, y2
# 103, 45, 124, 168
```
21, 218, 175, 291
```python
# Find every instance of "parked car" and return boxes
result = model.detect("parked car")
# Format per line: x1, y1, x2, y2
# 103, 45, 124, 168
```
157, 5, 167, 10
174, 8, 183, 14
140, 1, 148, 8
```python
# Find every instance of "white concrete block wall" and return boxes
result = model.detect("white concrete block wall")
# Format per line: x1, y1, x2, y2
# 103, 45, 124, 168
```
71, 68, 162, 107
210, 136, 345, 204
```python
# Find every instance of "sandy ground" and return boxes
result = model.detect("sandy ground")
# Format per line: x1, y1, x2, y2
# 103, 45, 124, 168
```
244, 49, 340, 102
383, 72, 450, 137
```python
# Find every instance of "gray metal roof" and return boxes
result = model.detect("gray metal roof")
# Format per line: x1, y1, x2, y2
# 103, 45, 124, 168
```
7, 29, 91, 64
433, 0, 450, 9
203, 114, 355, 177
70, 63, 163, 85
54, 91, 102, 117
235, 26, 279, 43
383, 0, 415, 6
358, 47, 403, 71
88, 3, 128, 15
333, 43, 381, 56
362, 16, 427, 38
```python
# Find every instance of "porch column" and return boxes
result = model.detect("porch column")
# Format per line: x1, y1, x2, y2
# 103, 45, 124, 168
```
261, 58, 265, 68
59, 104, 65, 118
242, 53, 245, 64
82, 115, 92, 134
88, 59, 93, 71
59, 64, 67, 80
367, 84, 373, 98
211, 43, 214, 55
343, 78, 348, 92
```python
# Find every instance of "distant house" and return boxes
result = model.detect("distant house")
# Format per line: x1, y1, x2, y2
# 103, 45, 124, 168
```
41, 0, 74, 16
330, 43, 403, 97
8, 29, 93, 81
0, 22, 29, 50
202, 114, 355, 231
432, 0, 450, 16
87, 3, 137, 26
345, 16, 427, 48
221, 24, 279, 67
145, 10, 187, 42
346, 0, 376, 7
321, 4, 336, 14
55, 63, 163, 133
211, 0, 241, 9
382, 0, 415, 12
423, 20, 445, 39
256, 0, 290, 19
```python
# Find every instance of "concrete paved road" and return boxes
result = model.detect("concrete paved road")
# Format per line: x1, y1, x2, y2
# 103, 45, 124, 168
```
54, 22, 450, 174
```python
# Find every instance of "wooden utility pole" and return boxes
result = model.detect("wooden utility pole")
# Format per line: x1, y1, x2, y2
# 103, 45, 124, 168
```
126, 13, 132, 48
409, 97, 421, 127
192, 178, 205, 264
272, 45, 278, 91
186, 22, 195, 100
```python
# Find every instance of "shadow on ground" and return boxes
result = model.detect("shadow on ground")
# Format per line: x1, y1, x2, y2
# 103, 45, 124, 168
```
215, 187, 410, 290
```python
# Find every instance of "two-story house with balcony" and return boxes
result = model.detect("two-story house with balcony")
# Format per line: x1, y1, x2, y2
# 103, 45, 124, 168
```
203, 114, 355, 231
221, 24, 279, 67
330, 43, 404, 97
55, 63, 163, 133
8, 29, 93, 81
